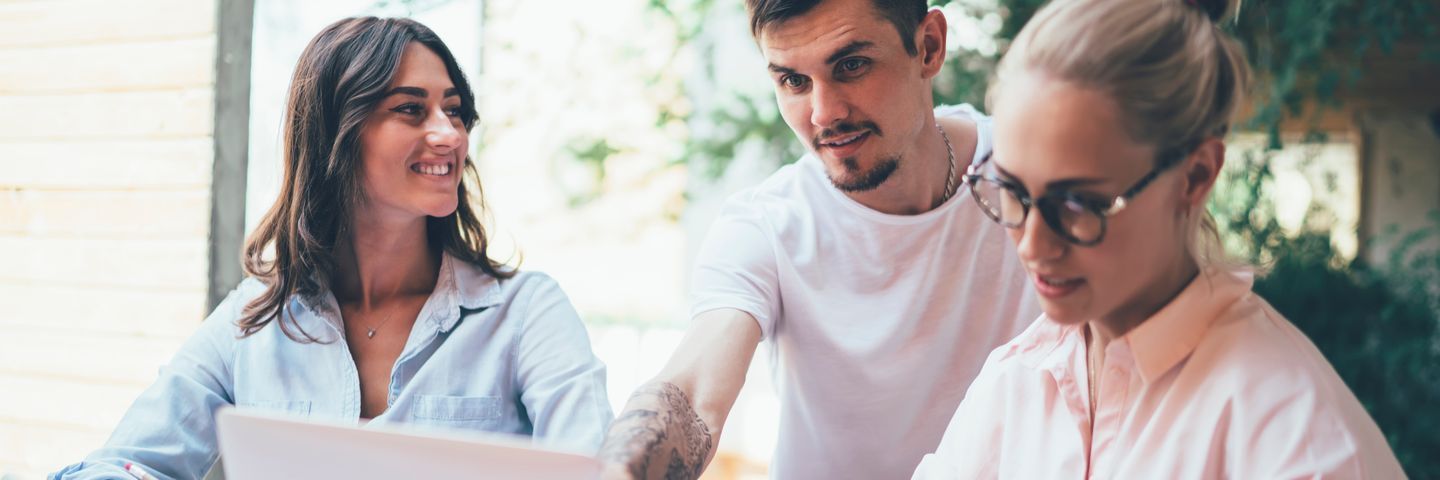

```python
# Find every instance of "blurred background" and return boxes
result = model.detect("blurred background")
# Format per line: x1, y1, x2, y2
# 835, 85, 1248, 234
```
1, 0, 1437, 478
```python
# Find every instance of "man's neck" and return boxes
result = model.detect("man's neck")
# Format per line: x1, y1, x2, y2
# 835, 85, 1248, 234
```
842, 113, 973, 215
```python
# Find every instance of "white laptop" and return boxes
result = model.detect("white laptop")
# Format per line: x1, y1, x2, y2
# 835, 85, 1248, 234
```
215, 407, 601, 480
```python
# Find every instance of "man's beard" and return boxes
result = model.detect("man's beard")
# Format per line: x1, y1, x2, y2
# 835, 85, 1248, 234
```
814, 120, 898, 192
829, 155, 899, 192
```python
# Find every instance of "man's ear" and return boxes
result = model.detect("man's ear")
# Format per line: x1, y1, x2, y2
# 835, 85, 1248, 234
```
918, 9, 948, 79
1178, 138, 1226, 210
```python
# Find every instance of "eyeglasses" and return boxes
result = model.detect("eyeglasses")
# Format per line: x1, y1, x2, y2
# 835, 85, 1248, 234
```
962, 153, 1177, 246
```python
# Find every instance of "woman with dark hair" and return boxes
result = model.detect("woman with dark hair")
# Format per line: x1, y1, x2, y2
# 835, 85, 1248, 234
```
53, 17, 611, 479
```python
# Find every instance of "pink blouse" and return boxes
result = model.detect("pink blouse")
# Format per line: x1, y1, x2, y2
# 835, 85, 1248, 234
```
913, 268, 1405, 479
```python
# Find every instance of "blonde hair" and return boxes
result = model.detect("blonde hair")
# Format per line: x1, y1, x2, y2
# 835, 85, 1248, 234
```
990, 0, 1251, 267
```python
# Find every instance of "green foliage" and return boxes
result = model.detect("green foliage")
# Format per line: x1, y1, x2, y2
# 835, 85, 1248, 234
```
1232, 0, 1440, 144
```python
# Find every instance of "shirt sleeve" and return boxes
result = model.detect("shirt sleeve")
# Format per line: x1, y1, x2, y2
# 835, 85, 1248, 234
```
512, 273, 614, 454
50, 288, 244, 480
688, 191, 782, 339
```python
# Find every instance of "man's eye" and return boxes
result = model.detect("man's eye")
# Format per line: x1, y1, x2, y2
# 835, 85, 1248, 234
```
836, 58, 871, 79
781, 75, 807, 89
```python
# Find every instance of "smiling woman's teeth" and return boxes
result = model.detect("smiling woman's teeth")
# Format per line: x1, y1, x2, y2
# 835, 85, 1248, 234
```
412, 163, 451, 176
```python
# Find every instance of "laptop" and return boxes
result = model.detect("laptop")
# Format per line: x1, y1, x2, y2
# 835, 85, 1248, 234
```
215, 407, 602, 479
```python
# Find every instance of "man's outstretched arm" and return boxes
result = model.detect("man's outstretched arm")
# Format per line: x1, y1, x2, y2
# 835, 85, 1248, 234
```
598, 309, 763, 480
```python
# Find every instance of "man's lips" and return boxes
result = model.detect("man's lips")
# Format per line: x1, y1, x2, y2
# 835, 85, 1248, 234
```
817, 131, 871, 156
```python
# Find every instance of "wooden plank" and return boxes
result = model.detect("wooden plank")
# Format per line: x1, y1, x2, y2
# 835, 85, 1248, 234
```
0, 374, 147, 433
0, 327, 187, 386
0, 235, 208, 290
0, 0, 216, 48
0, 189, 211, 239
0, 139, 212, 189
0, 281, 206, 338
0, 89, 213, 141
0, 37, 215, 95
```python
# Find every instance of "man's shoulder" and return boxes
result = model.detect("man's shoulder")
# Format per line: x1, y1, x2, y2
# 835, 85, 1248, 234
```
717, 156, 826, 220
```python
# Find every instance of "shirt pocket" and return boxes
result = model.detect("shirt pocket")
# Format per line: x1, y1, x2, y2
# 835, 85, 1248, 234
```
411, 394, 503, 430
237, 399, 313, 417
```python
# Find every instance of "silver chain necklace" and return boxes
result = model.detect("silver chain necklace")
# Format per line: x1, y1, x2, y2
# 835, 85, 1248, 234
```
934, 121, 958, 209
361, 281, 406, 339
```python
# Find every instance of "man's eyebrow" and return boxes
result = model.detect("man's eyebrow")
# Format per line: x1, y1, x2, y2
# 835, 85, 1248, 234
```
768, 63, 797, 75
766, 40, 876, 75
825, 40, 875, 65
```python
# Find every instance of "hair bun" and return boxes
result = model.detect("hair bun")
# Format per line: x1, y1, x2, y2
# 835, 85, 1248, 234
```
1185, 0, 1231, 22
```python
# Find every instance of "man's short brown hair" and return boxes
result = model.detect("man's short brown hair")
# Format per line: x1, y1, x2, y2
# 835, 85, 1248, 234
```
746, 0, 928, 56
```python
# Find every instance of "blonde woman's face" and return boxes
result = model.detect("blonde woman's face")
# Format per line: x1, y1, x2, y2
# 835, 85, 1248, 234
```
357, 42, 468, 223
989, 72, 1192, 326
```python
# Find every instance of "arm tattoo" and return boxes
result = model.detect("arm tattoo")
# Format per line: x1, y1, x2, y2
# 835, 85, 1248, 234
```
598, 382, 714, 480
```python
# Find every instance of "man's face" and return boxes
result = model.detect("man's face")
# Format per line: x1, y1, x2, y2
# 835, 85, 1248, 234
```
759, 0, 936, 192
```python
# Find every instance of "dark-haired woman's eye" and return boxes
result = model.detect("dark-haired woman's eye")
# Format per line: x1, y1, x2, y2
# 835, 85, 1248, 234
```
444, 105, 463, 117
391, 104, 422, 116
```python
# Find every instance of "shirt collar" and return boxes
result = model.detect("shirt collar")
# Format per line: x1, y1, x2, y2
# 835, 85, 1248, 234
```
1011, 267, 1254, 385
1124, 267, 1254, 384
292, 251, 508, 335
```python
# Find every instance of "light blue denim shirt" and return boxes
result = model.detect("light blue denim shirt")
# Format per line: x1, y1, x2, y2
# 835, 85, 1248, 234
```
52, 254, 613, 480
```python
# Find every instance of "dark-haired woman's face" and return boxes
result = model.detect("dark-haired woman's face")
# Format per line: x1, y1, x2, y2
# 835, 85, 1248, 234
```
358, 41, 468, 223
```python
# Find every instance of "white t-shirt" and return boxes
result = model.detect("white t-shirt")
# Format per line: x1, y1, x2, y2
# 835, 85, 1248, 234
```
691, 105, 1040, 479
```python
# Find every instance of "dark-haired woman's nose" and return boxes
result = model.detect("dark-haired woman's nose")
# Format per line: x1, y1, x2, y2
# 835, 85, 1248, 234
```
425, 108, 464, 154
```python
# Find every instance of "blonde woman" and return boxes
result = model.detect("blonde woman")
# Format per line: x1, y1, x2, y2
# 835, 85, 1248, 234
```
912, 0, 1404, 477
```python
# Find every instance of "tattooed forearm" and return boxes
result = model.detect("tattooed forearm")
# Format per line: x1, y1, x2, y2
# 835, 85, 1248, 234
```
598, 382, 714, 480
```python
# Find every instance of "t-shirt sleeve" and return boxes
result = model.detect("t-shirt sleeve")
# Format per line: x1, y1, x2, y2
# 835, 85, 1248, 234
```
689, 191, 782, 340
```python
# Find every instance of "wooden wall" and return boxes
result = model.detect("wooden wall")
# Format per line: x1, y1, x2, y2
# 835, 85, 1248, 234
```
0, 0, 221, 477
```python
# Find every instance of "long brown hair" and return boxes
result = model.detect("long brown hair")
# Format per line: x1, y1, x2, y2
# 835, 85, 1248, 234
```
239, 17, 512, 341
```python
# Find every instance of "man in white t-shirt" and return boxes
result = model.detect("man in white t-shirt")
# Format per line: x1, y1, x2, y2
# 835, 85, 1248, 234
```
598, 0, 1038, 478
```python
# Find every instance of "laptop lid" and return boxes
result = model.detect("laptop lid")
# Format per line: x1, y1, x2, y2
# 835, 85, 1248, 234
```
215, 407, 601, 480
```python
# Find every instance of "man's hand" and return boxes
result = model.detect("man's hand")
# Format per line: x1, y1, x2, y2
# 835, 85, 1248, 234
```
596, 309, 763, 480
598, 382, 713, 480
